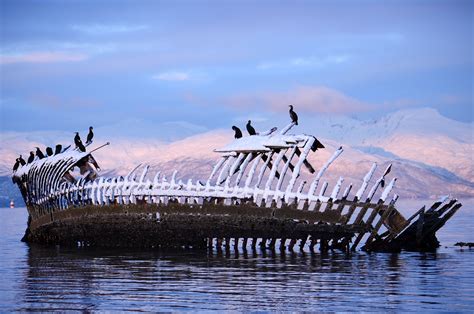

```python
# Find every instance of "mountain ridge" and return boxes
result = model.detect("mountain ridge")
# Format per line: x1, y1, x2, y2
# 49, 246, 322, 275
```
1, 107, 472, 199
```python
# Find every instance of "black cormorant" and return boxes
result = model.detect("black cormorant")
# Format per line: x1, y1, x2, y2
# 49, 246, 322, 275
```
77, 141, 86, 152
27, 151, 35, 164
46, 147, 54, 156
86, 126, 94, 144
74, 132, 82, 148
35, 147, 45, 159
13, 158, 20, 171
289, 105, 298, 125
54, 144, 62, 155
19, 155, 26, 166
246, 120, 256, 135
232, 126, 243, 139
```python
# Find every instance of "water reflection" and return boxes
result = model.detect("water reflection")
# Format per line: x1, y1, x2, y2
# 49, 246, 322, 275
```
2, 205, 473, 311
17, 245, 402, 311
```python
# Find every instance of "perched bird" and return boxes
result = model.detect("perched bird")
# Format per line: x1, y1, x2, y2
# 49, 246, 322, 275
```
54, 144, 63, 155
77, 141, 86, 152
289, 105, 298, 125
86, 126, 94, 145
27, 151, 35, 164
74, 132, 82, 148
246, 120, 256, 136
13, 158, 20, 171
232, 126, 243, 139
35, 147, 45, 159
46, 147, 54, 156
18, 155, 26, 166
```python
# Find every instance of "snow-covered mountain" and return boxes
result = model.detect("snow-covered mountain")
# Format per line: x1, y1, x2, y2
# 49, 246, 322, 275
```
1, 108, 472, 199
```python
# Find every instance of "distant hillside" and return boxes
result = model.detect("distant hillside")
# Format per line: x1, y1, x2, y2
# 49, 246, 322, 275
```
2, 108, 473, 199
0, 176, 24, 208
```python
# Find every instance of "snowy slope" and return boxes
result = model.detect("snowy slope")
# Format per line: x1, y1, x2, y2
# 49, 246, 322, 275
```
1, 108, 472, 198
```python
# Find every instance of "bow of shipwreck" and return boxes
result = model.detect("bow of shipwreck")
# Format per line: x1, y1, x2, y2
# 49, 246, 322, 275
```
12, 122, 462, 252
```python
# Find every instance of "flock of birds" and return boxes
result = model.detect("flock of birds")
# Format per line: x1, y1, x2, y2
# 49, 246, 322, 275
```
12, 105, 299, 172
12, 126, 94, 172
232, 105, 298, 139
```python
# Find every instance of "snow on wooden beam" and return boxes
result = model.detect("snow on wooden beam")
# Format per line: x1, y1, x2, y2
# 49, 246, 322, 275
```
330, 177, 344, 200
380, 177, 397, 202
255, 152, 273, 188
275, 146, 297, 192
234, 153, 255, 186
285, 137, 315, 196
264, 149, 286, 198
216, 156, 234, 186
280, 122, 296, 135
207, 156, 228, 184
355, 163, 377, 201
367, 164, 392, 202
244, 155, 261, 191
214, 133, 309, 153
308, 147, 344, 196
224, 153, 246, 188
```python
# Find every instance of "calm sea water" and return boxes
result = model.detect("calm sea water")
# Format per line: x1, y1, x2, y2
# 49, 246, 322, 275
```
0, 200, 473, 312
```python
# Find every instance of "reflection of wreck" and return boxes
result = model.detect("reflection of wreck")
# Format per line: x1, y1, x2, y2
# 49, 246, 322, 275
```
12, 122, 461, 252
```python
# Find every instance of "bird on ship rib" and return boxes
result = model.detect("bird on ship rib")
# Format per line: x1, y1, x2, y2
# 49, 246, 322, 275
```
74, 132, 86, 152
54, 144, 61, 155
12, 158, 20, 171
18, 155, 26, 166
289, 105, 298, 125
246, 120, 257, 135
27, 151, 35, 164
74, 132, 82, 148
46, 147, 54, 156
232, 126, 243, 139
35, 147, 45, 159
86, 126, 94, 145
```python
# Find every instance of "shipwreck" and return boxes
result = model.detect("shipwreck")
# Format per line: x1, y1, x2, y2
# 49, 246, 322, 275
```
12, 119, 461, 253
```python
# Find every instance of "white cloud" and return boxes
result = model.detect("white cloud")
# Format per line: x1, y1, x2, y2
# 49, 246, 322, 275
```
71, 24, 149, 35
0, 52, 88, 64
152, 71, 190, 81
223, 85, 371, 114
257, 54, 350, 70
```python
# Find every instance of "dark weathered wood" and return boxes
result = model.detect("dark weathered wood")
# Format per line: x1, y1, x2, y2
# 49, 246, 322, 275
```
295, 147, 315, 173
299, 237, 307, 251
309, 237, 317, 252
320, 239, 329, 252
351, 202, 384, 250
335, 198, 347, 214
363, 205, 396, 251
281, 155, 295, 172
288, 239, 296, 251
421, 203, 462, 241
251, 238, 257, 249
269, 238, 276, 250
437, 199, 458, 216
313, 201, 322, 212
260, 153, 281, 179
242, 238, 248, 249
323, 200, 334, 213
415, 208, 426, 246
23, 193, 461, 252
341, 197, 360, 224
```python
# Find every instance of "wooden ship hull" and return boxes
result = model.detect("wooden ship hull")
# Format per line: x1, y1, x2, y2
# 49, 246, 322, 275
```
12, 122, 461, 252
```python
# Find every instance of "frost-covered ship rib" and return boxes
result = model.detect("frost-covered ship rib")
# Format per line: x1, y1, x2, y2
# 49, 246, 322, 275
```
12, 122, 461, 252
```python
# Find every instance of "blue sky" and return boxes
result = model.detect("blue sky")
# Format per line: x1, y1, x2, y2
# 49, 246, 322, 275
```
0, 0, 472, 134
